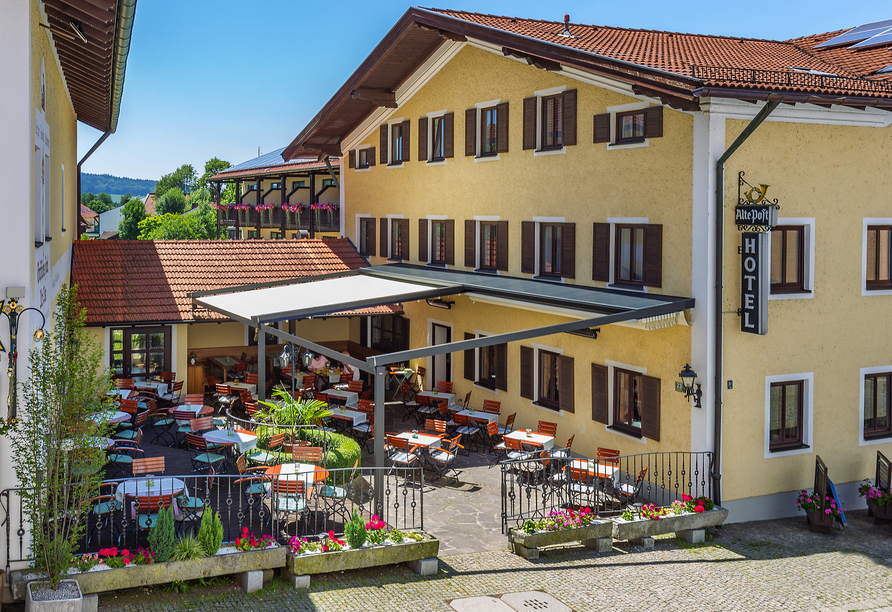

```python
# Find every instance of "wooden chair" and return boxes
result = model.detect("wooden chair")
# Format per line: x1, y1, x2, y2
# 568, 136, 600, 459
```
385, 435, 422, 471
158, 371, 176, 384
416, 396, 442, 424
537, 421, 558, 438
596, 447, 621, 466
424, 418, 449, 439
550, 434, 575, 459
290, 446, 324, 464
452, 413, 478, 454
231, 362, 247, 381
353, 414, 374, 453
214, 384, 233, 410
270, 479, 309, 527
486, 421, 506, 465
436, 380, 453, 394
87, 482, 122, 546
482, 399, 501, 415
503, 436, 533, 461
246, 372, 259, 386
106, 432, 144, 478
317, 459, 359, 528
116, 378, 135, 390
184, 393, 204, 404
132, 494, 173, 535
246, 433, 285, 467
234, 454, 271, 512
614, 467, 648, 507
148, 402, 176, 446
346, 380, 363, 394
205, 375, 217, 394
158, 381, 184, 408
132, 456, 165, 476
356, 398, 374, 413
461, 391, 472, 410
428, 435, 463, 481
497, 412, 516, 436
409, 365, 426, 393
113, 410, 147, 440
186, 433, 227, 474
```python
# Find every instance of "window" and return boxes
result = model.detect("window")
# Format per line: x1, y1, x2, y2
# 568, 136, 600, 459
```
480, 106, 498, 156
479, 222, 498, 270
522, 221, 575, 278
418, 113, 455, 163
361, 315, 409, 353
418, 219, 454, 265
358, 149, 370, 169
465, 219, 508, 271
247, 230, 258, 239
479, 344, 497, 390
431, 116, 446, 160
463, 332, 507, 391
615, 110, 645, 143
270, 182, 281, 190
322, 178, 336, 188
541, 95, 563, 149
592, 222, 662, 288
523, 89, 577, 152
358, 217, 376, 257
593, 105, 663, 146
538, 350, 561, 409
864, 373, 892, 439
349, 148, 375, 171
540, 224, 562, 275
383, 217, 408, 260
465, 101, 509, 158
270, 231, 281, 239
771, 225, 804, 293
391, 219, 404, 259
614, 368, 642, 434
519, 345, 575, 412
592, 362, 661, 441
378, 120, 409, 166
291, 180, 305, 190
866, 225, 892, 290
430, 221, 446, 264
391, 124, 403, 163
110, 327, 171, 381
769, 380, 804, 450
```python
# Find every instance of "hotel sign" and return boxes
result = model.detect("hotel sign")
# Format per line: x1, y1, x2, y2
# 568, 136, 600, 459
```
740, 232, 768, 335
735, 204, 777, 229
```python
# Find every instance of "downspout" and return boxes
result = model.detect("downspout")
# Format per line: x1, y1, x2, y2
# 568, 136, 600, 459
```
713, 96, 782, 506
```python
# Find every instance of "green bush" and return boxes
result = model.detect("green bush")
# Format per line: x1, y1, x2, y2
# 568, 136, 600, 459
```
171, 536, 207, 562
197, 506, 223, 556
344, 509, 367, 549
148, 507, 177, 563
255, 426, 361, 474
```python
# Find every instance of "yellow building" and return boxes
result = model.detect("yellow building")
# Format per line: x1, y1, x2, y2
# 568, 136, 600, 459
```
281, 9, 892, 521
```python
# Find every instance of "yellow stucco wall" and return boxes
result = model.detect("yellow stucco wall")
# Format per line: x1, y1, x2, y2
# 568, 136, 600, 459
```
721, 117, 892, 500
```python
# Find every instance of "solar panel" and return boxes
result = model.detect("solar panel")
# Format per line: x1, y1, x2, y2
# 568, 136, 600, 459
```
814, 19, 892, 49
877, 64, 892, 75
849, 29, 892, 50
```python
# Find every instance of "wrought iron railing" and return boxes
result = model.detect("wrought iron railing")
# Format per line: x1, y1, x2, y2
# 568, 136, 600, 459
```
216, 208, 339, 234
690, 65, 892, 95
500, 451, 714, 534
2, 465, 423, 573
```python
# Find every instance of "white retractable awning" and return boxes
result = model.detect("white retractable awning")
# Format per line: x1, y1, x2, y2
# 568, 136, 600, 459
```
195, 274, 456, 324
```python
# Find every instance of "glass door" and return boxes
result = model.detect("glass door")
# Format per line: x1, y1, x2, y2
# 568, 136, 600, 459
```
111, 327, 171, 381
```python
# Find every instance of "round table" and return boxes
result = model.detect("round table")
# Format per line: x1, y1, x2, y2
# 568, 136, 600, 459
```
62, 436, 114, 451
265, 463, 327, 484
89, 410, 131, 425
116, 477, 186, 500
203, 429, 257, 453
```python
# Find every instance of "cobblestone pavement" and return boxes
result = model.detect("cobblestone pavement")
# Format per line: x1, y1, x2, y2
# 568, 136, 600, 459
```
61, 509, 890, 612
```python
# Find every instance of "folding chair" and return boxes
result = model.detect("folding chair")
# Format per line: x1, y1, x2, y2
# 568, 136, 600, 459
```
317, 459, 359, 528
497, 412, 516, 436
270, 479, 309, 528
424, 418, 449, 439
116, 378, 135, 390
186, 433, 227, 475
113, 410, 147, 440
596, 447, 621, 466
148, 402, 176, 446
482, 399, 501, 415
88, 482, 122, 546
452, 413, 478, 454
436, 380, 453, 394
353, 415, 375, 454
234, 454, 271, 517
550, 435, 576, 460
537, 421, 558, 438
214, 384, 234, 411
614, 467, 648, 508
386, 435, 422, 473
416, 396, 442, 424
106, 434, 145, 478
132, 494, 173, 538
401, 384, 420, 422
486, 421, 506, 466
132, 456, 165, 476
158, 381, 184, 408
428, 435, 463, 482
246, 433, 285, 467
231, 362, 247, 381
461, 391, 473, 410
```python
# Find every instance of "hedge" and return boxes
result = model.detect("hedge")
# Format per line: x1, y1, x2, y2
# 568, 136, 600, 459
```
254, 426, 361, 480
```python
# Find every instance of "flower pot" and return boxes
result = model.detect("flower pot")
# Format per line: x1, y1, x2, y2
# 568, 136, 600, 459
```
25, 580, 82, 612
805, 508, 835, 533
286, 533, 438, 575
611, 507, 729, 540
866, 499, 892, 525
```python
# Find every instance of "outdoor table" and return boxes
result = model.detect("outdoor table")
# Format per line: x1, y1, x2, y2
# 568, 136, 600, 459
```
209, 356, 240, 382
505, 430, 554, 450
175, 404, 212, 424
416, 390, 456, 408
303, 370, 340, 386
265, 462, 327, 484
116, 477, 187, 502
89, 410, 131, 425
396, 431, 442, 450
62, 436, 114, 451
569, 459, 618, 481
224, 381, 257, 396
203, 429, 257, 453
107, 389, 134, 399
327, 407, 367, 426
455, 409, 498, 423
133, 380, 169, 396
322, 388, 358, 407
387, 367, 414, 399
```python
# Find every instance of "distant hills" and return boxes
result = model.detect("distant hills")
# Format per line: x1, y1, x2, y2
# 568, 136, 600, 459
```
81, 173, 155, 197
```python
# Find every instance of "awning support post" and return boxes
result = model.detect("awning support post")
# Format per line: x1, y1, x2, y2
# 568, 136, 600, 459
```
373, 365, 386, 513
258, 323, 266, 401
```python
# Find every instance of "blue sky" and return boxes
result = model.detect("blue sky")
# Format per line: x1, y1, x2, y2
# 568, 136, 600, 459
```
77, 0, 891, 184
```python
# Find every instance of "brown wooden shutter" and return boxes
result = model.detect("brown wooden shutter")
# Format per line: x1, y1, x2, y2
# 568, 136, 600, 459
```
444, 112, 454, 158
464, 333, 476, 381
418, 219, 428, 263
366, 218, 376, 257
521, 221, 535, 274
644, 106, 663, 139
465, 108, 476, 156
522, 96, 536, 150
593, 113, 610, 143
380, 217, 388, 257
591, 364, 608, 424
368, 147, 376, 166
379, 125, 388, 164
418, 117, 428, 162
496, 102, 509, 153
495, 343, 507, 391
495, 220, 509, 271
559, 355, 574, 413
562, 89, 577, 146
348, 150, 355, 169
643, 224, 663, 288
399, 218, 409, 260
592, 222, 610, 282
464, 220, 476, 268
561, 222, 576, 279
520, 346, 533, 399
640, 374, 661, 441
401, 120, 410, 163
444, 219, 455, 265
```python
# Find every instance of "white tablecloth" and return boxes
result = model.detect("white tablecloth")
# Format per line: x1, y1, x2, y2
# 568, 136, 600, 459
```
505, 430, 554, 450
135, 381, 169, 396
116, 477, 186, 502
569, 459, 618, 480
267, 462, 323, 483
62, 436, 113, 451
396, 431, 442, 449
107, 389, 133, 399
175, 404, 206, 425
323, 389, 358, 407
455, 409, 498, 423
89, 411, 131, 425
203, 429, 257, 452
416, 390, 456, 407
328, 407, 367, 425
223, 382, 257, 395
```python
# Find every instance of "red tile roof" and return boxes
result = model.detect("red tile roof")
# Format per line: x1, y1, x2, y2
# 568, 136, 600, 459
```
71, 238, 401, 325
143, 194, 156, 216
80, 204, 98, 219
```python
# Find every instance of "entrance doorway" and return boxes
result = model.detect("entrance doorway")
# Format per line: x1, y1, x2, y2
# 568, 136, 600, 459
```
430, 322, 452, 385
110, 326, 172, 381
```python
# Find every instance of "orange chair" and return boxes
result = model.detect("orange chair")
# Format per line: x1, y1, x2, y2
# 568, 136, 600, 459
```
482, 399, 501, 415
537, 421, 558, 437
436, 380, 453, 394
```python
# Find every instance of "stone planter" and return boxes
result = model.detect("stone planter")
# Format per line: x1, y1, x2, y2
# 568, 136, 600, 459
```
610, 507, 729, 542
805, 508, 835, 533
507, 521, 613, 559
11, 547, 284, 599
286, 533, 438, 576
866, 499, 892, 525
25, 580, 82, 612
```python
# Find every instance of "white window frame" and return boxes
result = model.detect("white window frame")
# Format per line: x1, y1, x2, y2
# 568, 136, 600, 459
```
386, 117, 405, 168
606, 217, 650, 293
471, 329, 500, 395
424, 215, 448, 266
386, 213, 404, 260
473, 99, 501, 162
603, 359, 648, 444
353, 144, 372, 173
860, 365, 892, 446
426, 318, 454, 387
862, 217, 892, 296
60, 164, 65, 233
354, 214, 371, 256
768, 218, 815, 300
764, 372, 814, 458
532, 86, 567, 157
531, 216, 566, 280
604, 102, 651, 150
473, 215, 500, 272
530, 342, 564, 414
425, 110, 448, 166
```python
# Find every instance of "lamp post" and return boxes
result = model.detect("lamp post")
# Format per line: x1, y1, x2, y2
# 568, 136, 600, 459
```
0, 299, 46, 423
678, 363, 702, 409
279, 342, 297, 399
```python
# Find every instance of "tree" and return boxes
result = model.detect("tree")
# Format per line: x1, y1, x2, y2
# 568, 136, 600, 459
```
155, 164, 196, 199
118, 197, 146, 239
197, 157, 231, 192
156, 187, 187, 215
81, 191, 117, 215
137, 205, 224, 240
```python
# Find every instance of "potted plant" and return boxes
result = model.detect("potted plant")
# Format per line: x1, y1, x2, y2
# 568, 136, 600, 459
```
9, 286, 112, 610
797, 489, 843, 533
858, 479, 892, 524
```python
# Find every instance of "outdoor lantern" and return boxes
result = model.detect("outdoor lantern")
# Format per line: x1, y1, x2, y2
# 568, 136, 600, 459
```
300, 350, 314, 369
279, 345, 291, 368
0, 298, 46, 422
678, 363, 702, 409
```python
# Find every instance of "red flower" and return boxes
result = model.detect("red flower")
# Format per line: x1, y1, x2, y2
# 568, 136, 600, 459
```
121, 549, 129, 557
682, 494, 692, 502
322, 544, 329, 552
123, 558, 130, 565
694, 505, 705, 513
242, 527, 249, 535
235, 538, 241, 546
328, 530, 335, 537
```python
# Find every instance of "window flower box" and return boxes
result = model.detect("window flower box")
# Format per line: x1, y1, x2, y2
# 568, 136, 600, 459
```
285, 531, 437, 576
610, 506, 728, 541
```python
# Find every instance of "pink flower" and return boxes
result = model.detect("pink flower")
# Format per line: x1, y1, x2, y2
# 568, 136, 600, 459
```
825, 509, 831, 514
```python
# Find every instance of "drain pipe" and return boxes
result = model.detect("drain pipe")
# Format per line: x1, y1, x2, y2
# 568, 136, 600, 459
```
76, 131, 112, 234
713, 96, 782, 506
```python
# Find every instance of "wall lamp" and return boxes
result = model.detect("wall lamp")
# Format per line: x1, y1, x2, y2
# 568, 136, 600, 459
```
679, 363, 702, 409
426, 299, 453, 310
0, 297, 47, 422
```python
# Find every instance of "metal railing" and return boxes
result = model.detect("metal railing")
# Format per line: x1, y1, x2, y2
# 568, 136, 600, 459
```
2, 465, 423, 573
500, 451, 714, 534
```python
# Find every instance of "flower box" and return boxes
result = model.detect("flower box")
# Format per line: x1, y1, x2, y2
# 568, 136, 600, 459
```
9, 546, 285, 600
866, 499, 892, 525
508, 521, 613, 551
805, 508, 835, 533
286, 532, 438, 576
610, 507, 728, 541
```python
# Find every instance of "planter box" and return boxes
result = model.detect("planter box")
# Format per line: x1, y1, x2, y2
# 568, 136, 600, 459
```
866, 499, 892, 525
508, 521, 613, 550
805, 508, 835, 533
10, 547, 285, 599
610, 507, 728, 541
286, 533, 438, 576
25, 580, 82, 612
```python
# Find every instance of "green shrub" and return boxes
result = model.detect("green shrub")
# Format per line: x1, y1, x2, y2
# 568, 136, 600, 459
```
344, 510, 367, 549
171, 536, 207, 562
197, 506, 223, 555
255, 426, 361, 475
147, 507, 177, 563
